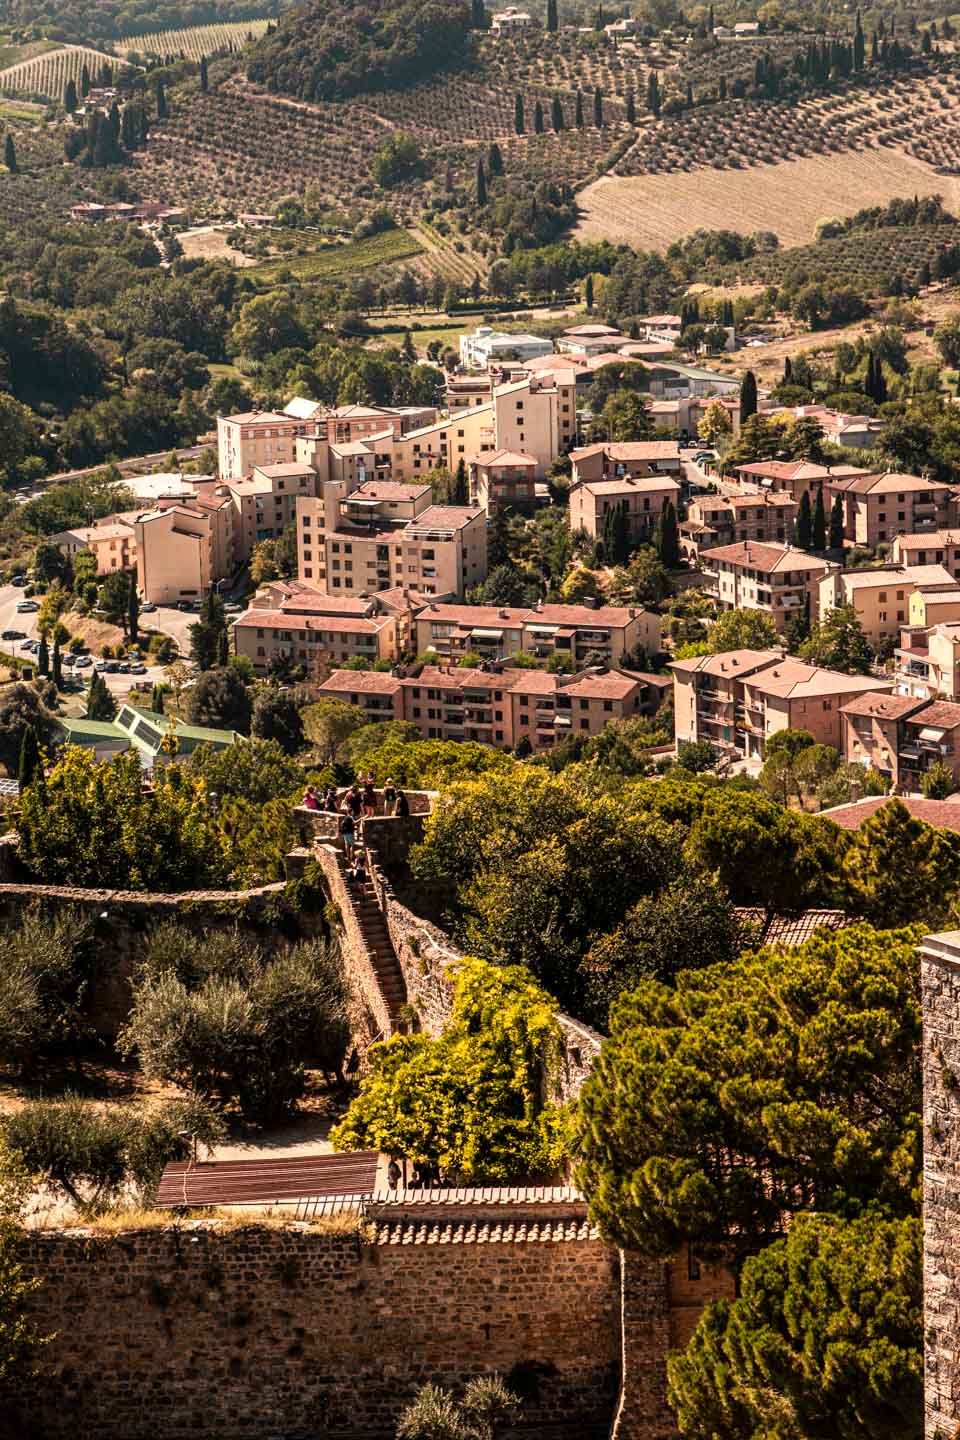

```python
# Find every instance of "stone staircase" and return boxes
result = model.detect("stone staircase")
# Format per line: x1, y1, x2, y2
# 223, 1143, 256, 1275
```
340, 857, 407, 1031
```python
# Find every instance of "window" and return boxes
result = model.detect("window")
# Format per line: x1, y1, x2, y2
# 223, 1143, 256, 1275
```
603, 700, 613, 712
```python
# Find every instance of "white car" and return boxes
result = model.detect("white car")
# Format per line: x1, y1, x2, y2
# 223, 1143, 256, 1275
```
73, 655, 92, 668
15, 599, 38, 612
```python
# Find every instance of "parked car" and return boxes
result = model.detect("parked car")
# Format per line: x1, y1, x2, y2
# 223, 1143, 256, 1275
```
94, 659, 109, 671
224, 602, 243, 613
140, 602, 157, 613
10, 575, 26, 587
105, 662, 119, 673
21, 639, 39, 652
15, 600, 38, 612
74, 655, 92, 668
1, 629, 24, 641
117, 662, 131, 674
129, 662, 147, 675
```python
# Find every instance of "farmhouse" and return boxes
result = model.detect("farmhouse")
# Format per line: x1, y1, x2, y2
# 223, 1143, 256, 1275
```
490, 6, 535, 36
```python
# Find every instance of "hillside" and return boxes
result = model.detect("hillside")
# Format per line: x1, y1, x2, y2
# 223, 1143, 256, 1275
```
246, 0, 471, 101
0, 0, 282, 44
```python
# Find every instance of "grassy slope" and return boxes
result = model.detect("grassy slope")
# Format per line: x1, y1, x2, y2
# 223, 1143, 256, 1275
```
246, 228, 423, 280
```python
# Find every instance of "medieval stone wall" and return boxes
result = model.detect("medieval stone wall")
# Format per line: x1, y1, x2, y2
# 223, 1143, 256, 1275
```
10, 1215, 645, 1440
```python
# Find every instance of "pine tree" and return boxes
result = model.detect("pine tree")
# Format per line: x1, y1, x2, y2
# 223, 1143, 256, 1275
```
151, 683, 165, 715
199, 56, 209, 92
4, 135, 17, 174
625, 91, 636, 124
796, 490, 812, 549
155, 79, 168, 119
514, 93, 525, 134
593, 86, 604, 126
534, 99, 544, 133
64, 78, 78, 113
52, 636, 63, 691
740, 369, 758, 420
18, 727, 41, 791
829, 494, 844, 550
476, 156, 487, 205
812, 486, 827, 550
547, 0, 558, 31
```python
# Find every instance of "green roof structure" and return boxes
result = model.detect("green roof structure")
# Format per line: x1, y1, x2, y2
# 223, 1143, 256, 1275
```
56, 705, 239, 764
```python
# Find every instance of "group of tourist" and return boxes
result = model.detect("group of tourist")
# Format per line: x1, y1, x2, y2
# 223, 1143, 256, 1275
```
302, 777, 411, 867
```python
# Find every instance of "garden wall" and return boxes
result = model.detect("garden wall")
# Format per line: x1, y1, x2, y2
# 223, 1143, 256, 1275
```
8, 1211, 663, 1440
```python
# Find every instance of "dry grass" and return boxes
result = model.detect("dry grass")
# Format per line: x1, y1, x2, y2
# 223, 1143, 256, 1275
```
45, 1204, 361, 1235
575, 149, 960, 251
178, 226, 257, 267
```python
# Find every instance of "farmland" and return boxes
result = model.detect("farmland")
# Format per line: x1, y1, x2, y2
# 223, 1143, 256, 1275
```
0, 44, 129, 99
576, 148, 960, 251
120, 20, 270, 61
244, 227, 424, 281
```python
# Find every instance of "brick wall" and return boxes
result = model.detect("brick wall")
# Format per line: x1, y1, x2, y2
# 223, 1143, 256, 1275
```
920, 932, 960, 1439
10, 1215, 634, 1440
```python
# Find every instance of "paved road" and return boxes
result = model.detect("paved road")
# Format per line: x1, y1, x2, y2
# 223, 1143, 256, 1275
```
33, 444, 209, 490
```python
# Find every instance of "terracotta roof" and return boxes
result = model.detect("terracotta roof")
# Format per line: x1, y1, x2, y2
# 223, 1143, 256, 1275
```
822, 797, 960, 831
703, 541, 829, 573
896, 530, 960, 549
907, 699, 960, 730
743, 661, 889, 701
470, 449, 537, 467
669, 648, 783, 676
829, 470, 947, 495
839, 691, 924, 720
318, 672, 403, 694
155, 1151, 379, 1208
578, 475, 678, 496
253, 462, 315, 478
235, 610, 390, 634
349, 480, 431, 501
411, 504, 483, 527
563, 671, 643, 699
735, 907, 856, 945
571, 441, 680, 461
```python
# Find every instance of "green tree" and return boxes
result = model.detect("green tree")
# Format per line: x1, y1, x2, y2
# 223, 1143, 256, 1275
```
150, 683, 165, 715
372, 131, 422, 187
934, 312, 960, 367
0, 903, 96, 1074
98, 570, 132, 629
251, 687, 304, 755
16, 748, 229, 891
17, 728, 41, 791
36, 637, 49, 679
922, 760, 954, 799
800, 603, 872, 673
301, 697, 366, 764
199, 56, 209, 92
514, 93, 524, 134
331, 958, 570, 1181
64, 78, 78, 113
189, 591, 228, 670
186, 667, 251, 734
841, 798, 960, 927
186, 737, 303, 805
812, 484, 827, 549
85, 670, 116, 721
575, 922, 921, 1257
603, 502, 630, 566
796, 490, 812, 548
120, 930, 349, 1121
596, 390, 653, 442
706, 607, 778, 654
398, 1377, 520, 1440
655, 498, 679, 568
127, 580, 140, 646
676, 740, 716, 773
475, 156, 488, 206
739, 368, 757, 420
0, 685, 57, 775
51, 636, 63, 691
546, 0, 558, 29
4, 135, 17, 174
0, 1134, 44, 1386
829, 493, 845, 549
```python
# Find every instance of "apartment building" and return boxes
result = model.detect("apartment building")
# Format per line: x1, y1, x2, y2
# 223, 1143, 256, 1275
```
570, 441, 682, 482
297, 480, 486, 599
819, 564, 960, 647
216, 411, 312, 482
672, 648, 891, 758
680, 491, 797, 562
841, 692, 960, 792
569, 474, 682, 544
413, 600, 661, 668
226, 463, 319, 563
459, 327, 552, 368
732, 460, 869, 507
133, 493, 235, 605
703, 541, 831, 633
324, 403, 437, 445
556, 324, 630, 356
648, 394, 741, 438
469, 450, 538, 511
896, 623, 960, 701
52, 520, 136, 574
233, 602, 400, 675
758, 403, 885, 449
828, 471, 955, 549
909, 587, 960, 628
314, 663, 667, 750
893, 530, 960, 577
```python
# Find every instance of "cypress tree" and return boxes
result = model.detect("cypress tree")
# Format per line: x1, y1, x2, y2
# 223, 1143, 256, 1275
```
81, 64, 91, 96
829, 494, 844, 550
547, 0, 558, 31
593, 85, 604, 126
719, 74, 726, 100
128, 580, 140, 644
151, 683, 165, 715
199, 56, 209, 92
853, 9, 865, 69
656, 498, 679, 568
625, 91, 636, 124
514, 93, 525, 134
453, 458, 468, 505
52, 636, 63, 691
575, 90, 584, 126
646, 71, 661, 118
488, 141, 503, 175
109, 100, 121, 141
551, 95, 565, 131
740, 369, 758, 420
585, 273, 594, 310
18, 727, 40, 791
796, 490, 812, 549
686, 79, 694, 107
64, 78, 78, 113
37, 635, 49, 677
86, 670, 117, 721
4, 134, 17, 173
155, 79, 168, 119
476, 157, 487, 205
812, 486, 827, 550
216, 625, 229, 667
534, 99, 544, 133
784, 355, 793, 383
471, 0, 485, 26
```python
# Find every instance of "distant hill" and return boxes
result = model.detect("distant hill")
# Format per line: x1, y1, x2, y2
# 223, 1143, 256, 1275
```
246, 0, 471, 102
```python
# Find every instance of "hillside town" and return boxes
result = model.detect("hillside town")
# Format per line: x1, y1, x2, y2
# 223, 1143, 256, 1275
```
6, 0, 960, 1437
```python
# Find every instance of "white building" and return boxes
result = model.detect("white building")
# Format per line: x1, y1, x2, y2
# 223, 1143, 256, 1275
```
491, 6, 535, 36
459, 326, 553, 370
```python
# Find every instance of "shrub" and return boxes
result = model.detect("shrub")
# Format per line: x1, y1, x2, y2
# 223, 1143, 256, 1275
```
0, 904, 96, 1075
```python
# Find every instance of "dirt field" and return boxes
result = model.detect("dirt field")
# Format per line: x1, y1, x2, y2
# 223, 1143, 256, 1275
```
178, 226, 257, 267
575, 149, 960, 251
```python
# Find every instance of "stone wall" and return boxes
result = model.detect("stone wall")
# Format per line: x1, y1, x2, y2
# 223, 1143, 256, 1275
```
313, 843, 393, 1047
920, 931, 960, 1439
10, 1213, 638, 1440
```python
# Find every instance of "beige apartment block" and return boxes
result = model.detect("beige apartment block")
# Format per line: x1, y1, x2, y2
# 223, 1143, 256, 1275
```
897, 623, 960, 701
297, 480, 486, 600
570, 441, 682, 482
841, 692, 960, 792
52, 521, 136, 575
133, 493, 235, 605
413, 600, 661, 668
819, 564, 959, 646
671, 647, 892, 758
569, 474, 682, 543
233, 603, 400, 675
893, 530, 960, 578
216, 412, 312, 481
702, 541, 831, 633
469, 451, 538, 511
733, 460, 869, 508
226, 462, 319, 563
680, 492, 796, 563
828, 471, 955, 549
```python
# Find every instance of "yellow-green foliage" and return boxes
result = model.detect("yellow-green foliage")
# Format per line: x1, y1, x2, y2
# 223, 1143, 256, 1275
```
331, 957, 570, 1182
